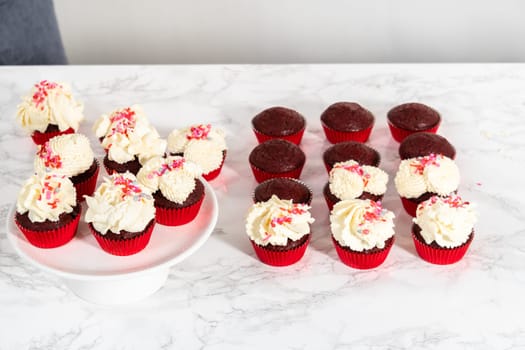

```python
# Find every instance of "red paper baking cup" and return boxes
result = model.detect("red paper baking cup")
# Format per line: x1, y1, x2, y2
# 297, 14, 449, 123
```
202, 152, 226, 181
250, 163, 304, 183
155, 194, 205, 226
332, 236, 394, 269
74, 160, 100, 201
31, 127, 75, 145
15, 207, 81, 248
321, 123, 373, 144
250, 236, 310, 266
400, 196, 419, 217
387, 121, 440, 143
253, 127, 305, 145
89, 220, 155, 256
412, 231, 474, 265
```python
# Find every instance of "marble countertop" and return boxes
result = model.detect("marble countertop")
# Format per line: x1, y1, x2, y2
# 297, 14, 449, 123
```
0, 64, 524, 349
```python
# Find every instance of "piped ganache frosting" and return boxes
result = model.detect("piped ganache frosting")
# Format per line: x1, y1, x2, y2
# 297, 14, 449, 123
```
413, 195, 476, 248
34, 134, 94, 177
246, 195, 314, 246
167, 124, 227, 174
394, 154, 460, 199
329, 160, 388, 200
84, 172, 155, 234
17, 80, 84, 133
16, 174, 77, 223
330, 199, 395, 252
137, 156, 202, 204
93, 105, 166, 165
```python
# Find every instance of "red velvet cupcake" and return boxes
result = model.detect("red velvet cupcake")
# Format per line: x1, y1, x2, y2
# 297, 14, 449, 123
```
16, 80, 84, 145
137, 156, 205, 226
15, 174, 80, 248
387, 103, 441, 142
249, 139, 306, 183
323, 141, 381, 174
399, 132, 456, 160
253, 178, 312, 205
252, 106, 306, 145
85, 172, 156, 256
320, 102, 374, 143
246, 195, 314, 266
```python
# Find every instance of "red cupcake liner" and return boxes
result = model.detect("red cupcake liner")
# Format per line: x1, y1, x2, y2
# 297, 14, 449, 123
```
412, 231, 473, 265
31, 127, 75, 145
387, 121, 440, 143
250, 236, 310, 266
321, 123, 373, 144
155, 194, 205, 226
202, 153, 226, 181
89, 220, 155, 256
253, 128, 305, 145
74, 160, 100, 202
400, 196, 418, 217
250, 163, 304, 183
15, 207, 81, 248
332, 236, 394, 269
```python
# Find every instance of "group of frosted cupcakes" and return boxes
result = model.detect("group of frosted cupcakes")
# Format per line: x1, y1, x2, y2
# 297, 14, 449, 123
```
14, 80, 227, 256
245, 102, 477, 268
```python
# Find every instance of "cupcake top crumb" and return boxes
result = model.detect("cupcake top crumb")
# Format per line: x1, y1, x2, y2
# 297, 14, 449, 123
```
246, 195, 314, 246
413, 195, 476, 248
330, 199, 395, 252
399, 132, 456, 160
16, 173, 77, 223
17, 80, 84, 133
321, 102, 374, 132
249, 139, 305, 173
84, 172, 155, 234
329, 160, 388, 200
394, 154, 459, 199
388, 103, 440, 131
34, 133, 94, 177
252, 106, 305, 137
323, 141, 381, 170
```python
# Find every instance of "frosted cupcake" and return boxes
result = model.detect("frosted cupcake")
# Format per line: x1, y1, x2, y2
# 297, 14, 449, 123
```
412, 195, 476, 265
330, 199, 395, 269
16, 80, 84, 145
137, 156, 205, 226
15, 174, 80, 248
93, 105, 166, 175
245, 195, 314, 266
324, 160, 388, 211
167, 124, 227, 181
394, 154, 460, 216
34, 133, 99, 201
85, 172, 156, 256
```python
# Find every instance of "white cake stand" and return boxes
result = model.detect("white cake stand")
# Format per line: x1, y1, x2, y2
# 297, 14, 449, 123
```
6, 180, 218, 305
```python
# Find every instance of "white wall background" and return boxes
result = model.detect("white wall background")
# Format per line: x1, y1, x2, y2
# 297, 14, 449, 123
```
54, 0, 525, 64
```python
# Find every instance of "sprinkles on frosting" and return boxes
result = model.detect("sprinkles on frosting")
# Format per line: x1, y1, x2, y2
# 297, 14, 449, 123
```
108, 107, 137, 138
37, 142, 62, 169
357, 201, 389, 235
263, 203, 308, 241
334, 161, 371, 186
146, 158, 186, 179
410, 153, 442, 175
420, 194, 470, 211
32, 80, 61, 110
38, 175, 63, 209
186, 124, 211, 140
113, 174, 151, 201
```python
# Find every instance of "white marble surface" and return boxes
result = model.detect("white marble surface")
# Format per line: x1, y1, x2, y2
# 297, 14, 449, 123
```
0, 64, 524, 349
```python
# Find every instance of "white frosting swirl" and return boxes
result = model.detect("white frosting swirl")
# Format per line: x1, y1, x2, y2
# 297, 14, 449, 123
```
34, 134, 94, 177
93, 105, 166, 164
167, 124, 227, 174
330, 199, 395, 252
413, 195, 477, 248
84, 172, 155, 234
16, 174, 77, 223
329, 160, 388, 200
245, 195, 314, 246
137, 156, 202, 204
17, 81, 84, 133
395, 154, 459, 198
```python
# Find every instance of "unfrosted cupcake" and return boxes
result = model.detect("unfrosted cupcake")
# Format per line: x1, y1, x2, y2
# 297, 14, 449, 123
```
167, 124, 227, 181
252, 106, 306, 145
249, 139, 306, 183
324, 160, 388, 211
330, 199, 395, 269
246, 195, 314, 266
93, 105, 166, 175
15, 174, 80, 248
387, 103, 441, 142
323, 141, 380, 174
85, 172, 156, 256
399, 132, 456, 160
394, 154, 460, 217
253, 178, 312, 205
16, 80, 84, 145
412, 195, 476, 264
320, 102, 374, 143
137, 156, 205, 226
34, 133, 99, 201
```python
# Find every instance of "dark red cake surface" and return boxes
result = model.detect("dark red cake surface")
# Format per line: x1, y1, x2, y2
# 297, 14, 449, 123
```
399, 132, 455, 159
387, 103, 440, 131
320, 102, 374, 132
254, 178, 312, 204
323, 141, 380, 169
249, 139, 305, 173
252, 106, 306, 136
